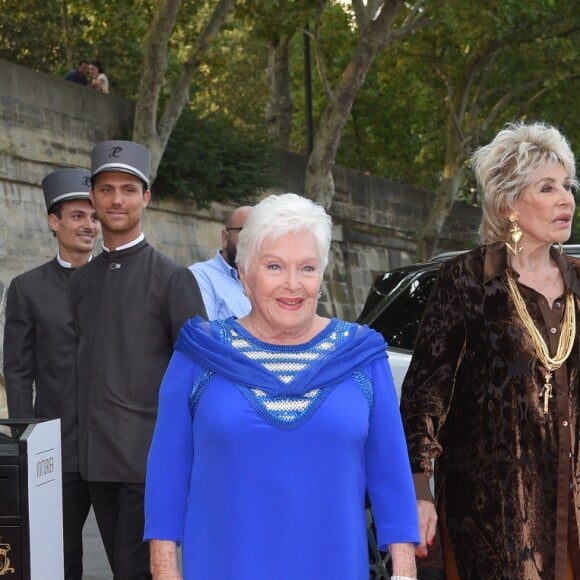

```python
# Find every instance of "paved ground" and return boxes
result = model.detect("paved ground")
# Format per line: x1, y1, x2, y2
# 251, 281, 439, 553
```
1, 385, 111, 578
82, 511, 183, 578
0, 385, 183, 578
82, 509, 111, 579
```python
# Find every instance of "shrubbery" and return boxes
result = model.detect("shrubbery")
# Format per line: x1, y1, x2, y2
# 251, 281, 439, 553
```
154, 109, 277, 208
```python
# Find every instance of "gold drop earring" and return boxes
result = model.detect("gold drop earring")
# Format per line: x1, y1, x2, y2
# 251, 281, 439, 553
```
505, 214, 523, 255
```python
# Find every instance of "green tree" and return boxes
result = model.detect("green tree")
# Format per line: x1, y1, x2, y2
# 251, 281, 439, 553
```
234, 1, 320, 148
189, 11, 269, 140
331, 36, 445, 191
303, 0, 429, 208
407, 0, 580, 259
3, 0, 579, 235
133, 0, 236, 180
0, 0, 153, 96
68, 0, 153, 96
0, 0, 71, 71
154, 109, 276, 207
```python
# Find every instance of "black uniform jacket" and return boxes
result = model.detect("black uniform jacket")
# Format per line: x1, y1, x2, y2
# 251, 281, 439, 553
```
3, 258, 82, 472
69, 239, 206, 483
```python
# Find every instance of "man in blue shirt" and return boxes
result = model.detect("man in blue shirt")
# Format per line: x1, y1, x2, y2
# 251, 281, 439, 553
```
64, 60, 89, 85
189, 206, 252, 320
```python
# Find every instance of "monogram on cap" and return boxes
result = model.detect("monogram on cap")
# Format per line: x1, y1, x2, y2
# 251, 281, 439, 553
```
91, 140, 151, 187
41, 168, 92, 213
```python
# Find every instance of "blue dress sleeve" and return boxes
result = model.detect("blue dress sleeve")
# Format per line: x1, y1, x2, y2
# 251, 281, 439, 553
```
144, 350, 199, 542
364, 355, 420, 550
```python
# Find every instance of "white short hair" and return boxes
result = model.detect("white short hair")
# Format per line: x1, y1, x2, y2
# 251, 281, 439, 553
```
236, 193, 332, 274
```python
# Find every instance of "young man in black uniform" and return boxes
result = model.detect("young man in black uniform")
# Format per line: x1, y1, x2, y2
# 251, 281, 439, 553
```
69, 140, 206, 579
3, 168, 100, 580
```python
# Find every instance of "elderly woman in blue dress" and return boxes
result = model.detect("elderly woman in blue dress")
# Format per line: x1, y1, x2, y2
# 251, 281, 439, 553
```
144, 193, 419, 580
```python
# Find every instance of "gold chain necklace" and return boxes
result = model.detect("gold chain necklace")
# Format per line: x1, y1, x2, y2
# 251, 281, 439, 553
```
505, 270, 576, 414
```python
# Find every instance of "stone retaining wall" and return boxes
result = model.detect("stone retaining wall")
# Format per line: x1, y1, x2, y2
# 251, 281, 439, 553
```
0, 58, 482, 411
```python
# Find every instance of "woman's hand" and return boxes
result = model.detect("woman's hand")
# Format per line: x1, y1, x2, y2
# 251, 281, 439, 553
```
415, 499, 437, 558
152, 571, 182, 580
150, 539, 182, 580
389, 542, 417, 578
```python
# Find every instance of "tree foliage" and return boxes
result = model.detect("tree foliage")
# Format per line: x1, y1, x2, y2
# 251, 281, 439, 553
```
408, 0, 580, 258
189, 15, 269, 140
0, 0, 152, 96
303, 0, 429, 208
0, 0, 65, 69
133, 0, 236, 181
233, 1, 321, 147
154, 109, 276, 207
314, 0, 580, 257
1, 0, 579, 245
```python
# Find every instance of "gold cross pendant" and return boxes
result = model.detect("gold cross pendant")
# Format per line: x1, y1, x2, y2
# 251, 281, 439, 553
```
540, 372, 553, 414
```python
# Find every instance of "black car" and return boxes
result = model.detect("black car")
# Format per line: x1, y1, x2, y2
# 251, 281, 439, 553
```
357, 244, 580, 398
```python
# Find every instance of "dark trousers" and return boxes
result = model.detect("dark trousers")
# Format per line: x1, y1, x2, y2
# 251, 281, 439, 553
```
88, 481, 151, 580
62, 472, 91, 580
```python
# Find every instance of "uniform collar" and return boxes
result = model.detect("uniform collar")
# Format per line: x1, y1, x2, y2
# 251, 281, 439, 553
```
102, 232, 145, 253
56, 253, 93, 269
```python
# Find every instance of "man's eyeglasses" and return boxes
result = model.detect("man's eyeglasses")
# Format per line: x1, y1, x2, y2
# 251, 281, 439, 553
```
226, 227, 243, 232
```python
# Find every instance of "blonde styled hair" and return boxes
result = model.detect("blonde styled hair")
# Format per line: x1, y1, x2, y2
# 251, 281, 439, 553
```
236, 193, 332, 275
472, 121, 576, 245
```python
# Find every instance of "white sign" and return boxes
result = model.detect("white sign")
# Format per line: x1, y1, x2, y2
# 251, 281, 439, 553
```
25, 419, 64, 580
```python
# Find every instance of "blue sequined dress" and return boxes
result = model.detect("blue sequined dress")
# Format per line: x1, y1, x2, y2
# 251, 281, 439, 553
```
145, 316, 418, 580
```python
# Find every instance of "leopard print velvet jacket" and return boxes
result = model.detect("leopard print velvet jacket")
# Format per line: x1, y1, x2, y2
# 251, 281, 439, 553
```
400, 246, 580, 580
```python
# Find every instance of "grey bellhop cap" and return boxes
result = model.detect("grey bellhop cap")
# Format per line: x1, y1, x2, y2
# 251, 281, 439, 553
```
91, 140, 151, 187
41, 168, 92, 212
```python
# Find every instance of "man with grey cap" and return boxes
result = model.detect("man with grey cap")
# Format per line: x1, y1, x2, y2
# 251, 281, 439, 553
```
3, 168, 99, 580
69, 140, 206, 579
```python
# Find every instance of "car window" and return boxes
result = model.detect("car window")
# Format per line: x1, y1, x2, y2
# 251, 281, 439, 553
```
369, 271, 437, 351
357, 270, 409, 322
365, 244, 578, 355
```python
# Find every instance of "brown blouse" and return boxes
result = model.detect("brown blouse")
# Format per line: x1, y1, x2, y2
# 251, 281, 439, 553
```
400, 246, 580, 580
